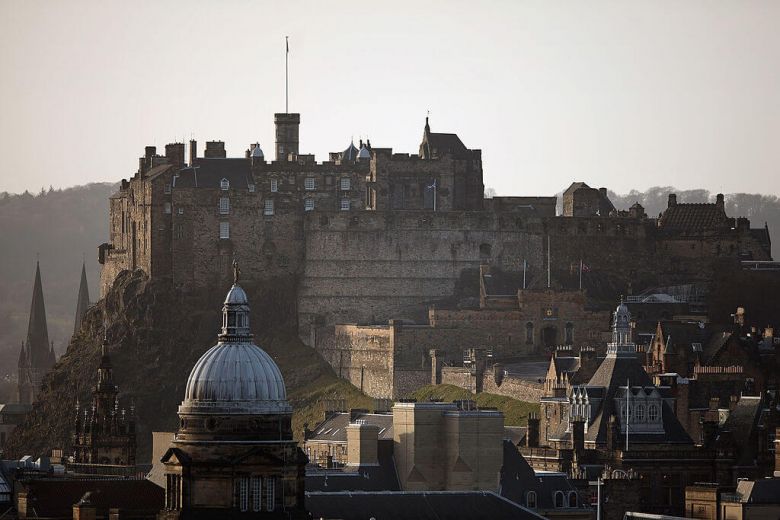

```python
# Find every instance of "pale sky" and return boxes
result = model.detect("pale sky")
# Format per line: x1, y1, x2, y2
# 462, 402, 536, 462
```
1, 0, 779, 197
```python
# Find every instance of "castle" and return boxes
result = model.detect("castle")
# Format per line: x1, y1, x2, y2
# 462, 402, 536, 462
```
98, 112, 771, 397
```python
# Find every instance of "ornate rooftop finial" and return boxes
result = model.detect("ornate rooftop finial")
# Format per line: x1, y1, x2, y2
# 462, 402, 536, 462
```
232, 258, 240, 285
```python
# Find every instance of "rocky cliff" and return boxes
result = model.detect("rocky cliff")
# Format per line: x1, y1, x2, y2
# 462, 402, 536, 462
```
5, 269, 372, 463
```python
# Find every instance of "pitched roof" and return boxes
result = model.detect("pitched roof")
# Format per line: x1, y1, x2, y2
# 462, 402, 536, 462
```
305, 490, 546, 520
173, 159, 252, 189
17, 479, 163, 517
73, 262, 91, 335
722, 395, 764, 465
658, 203, 728, 231
308, 412, 394, 443
734, 478, 780, 503
26, 261, 51, 369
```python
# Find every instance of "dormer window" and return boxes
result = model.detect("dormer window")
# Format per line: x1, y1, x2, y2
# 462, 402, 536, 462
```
220, 178, 230, 190
527, 491, 537, 509
647, 403, 660, 422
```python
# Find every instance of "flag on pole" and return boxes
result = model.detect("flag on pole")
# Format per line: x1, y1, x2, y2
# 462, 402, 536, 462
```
581, 262, 591, 272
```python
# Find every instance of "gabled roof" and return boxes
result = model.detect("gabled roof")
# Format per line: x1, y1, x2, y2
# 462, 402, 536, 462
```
658, 202, 729, 231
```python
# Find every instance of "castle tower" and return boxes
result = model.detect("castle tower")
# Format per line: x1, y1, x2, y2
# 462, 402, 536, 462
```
274, 113, 300, 161
159, 261, 307, 518
73, 261, 91, 336
71, 339, 136, 467
17, 261, 54, 404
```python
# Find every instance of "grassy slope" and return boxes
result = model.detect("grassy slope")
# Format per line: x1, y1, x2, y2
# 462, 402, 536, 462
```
411, 384, 539, 426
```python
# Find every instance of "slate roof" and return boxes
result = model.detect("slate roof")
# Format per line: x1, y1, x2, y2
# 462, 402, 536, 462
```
306, 446, 400, 493
173, 158, 252, 189
658, 203, 729, 232
733, 478, 780, 503
16, 479, 163, 517
308, 412, 394, 443
722, 395, 764, 466
305, 490, 546, 520
500, 441, 587, 512
504, 426, 528, 447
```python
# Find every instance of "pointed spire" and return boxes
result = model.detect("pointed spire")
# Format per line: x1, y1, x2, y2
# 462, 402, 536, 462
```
74, 261, 91, 335
26, 261, 51, 369
18, 341, 27, 366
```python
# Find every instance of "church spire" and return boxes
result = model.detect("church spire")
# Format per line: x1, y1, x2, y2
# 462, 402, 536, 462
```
26, 261, 51, 370
74, 261, 91, 335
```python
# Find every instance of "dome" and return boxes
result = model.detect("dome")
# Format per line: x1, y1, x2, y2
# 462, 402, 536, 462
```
179, 266, 291, 416
224, 284, 248, 305
181, 342, 290, 415
250, 143, 264, 158
357, 146, 371, 160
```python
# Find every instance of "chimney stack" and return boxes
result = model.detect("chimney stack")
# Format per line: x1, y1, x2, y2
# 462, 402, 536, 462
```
189, 140, 197, 166
668, 193, 677, 207
346, 421, 380, 466
526, 413, 540, 448
572, 416, 585, 453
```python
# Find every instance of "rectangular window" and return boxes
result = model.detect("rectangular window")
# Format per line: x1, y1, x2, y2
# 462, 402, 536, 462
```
164, 183, 172, 194
248, 184, 256, 193
251, 477, 262, 512
164, 202, 172, 214
265, 477, 276, 512
239, 477, 249, 512
175, 224, 183, 240
219, 221, 230, 239
305, 178, 315, 190
305, 199, 315, 212
178, 207, 184, 215
340, 177, 351, 191
340, 198, 350, 211
264, 199, 274, 216
270, 179, 278, 192
219, 197, 230, 215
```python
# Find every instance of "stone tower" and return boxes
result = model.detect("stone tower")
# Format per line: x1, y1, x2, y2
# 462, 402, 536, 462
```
71, 339, 136, 466
74, 261, 91, 336
274, 112, 300, 161
159, 263, 307, 518
17, 261, 55, 404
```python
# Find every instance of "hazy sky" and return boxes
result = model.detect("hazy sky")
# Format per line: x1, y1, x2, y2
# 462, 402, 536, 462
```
1, 0, 779, 197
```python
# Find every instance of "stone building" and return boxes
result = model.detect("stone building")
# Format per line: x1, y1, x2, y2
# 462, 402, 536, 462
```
71, 339, 136, 467
158, 265, 307, 518
17, 262, 56, 405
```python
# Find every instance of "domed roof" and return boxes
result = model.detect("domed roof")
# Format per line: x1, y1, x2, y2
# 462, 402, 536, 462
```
179, 265, 290, 416
250, 143, 264, 158
224, 284, 248, 305
357, 146, 371, 160
181, 342, 290, 415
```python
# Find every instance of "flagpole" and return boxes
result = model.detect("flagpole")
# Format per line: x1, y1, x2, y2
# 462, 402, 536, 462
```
285, 36, 289, 114
547, 236, 551, 289
625, 378, 630, 452
523, 259, 527, 289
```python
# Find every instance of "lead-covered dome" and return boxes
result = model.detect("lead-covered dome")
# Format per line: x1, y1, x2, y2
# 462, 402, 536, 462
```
179, 262, 291, 416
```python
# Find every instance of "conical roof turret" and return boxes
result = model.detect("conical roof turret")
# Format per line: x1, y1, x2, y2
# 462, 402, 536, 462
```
74, 262, 90, 335
26, 261, 51, 369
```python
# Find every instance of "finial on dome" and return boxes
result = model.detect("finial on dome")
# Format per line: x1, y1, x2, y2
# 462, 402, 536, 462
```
233, 258, 240, 284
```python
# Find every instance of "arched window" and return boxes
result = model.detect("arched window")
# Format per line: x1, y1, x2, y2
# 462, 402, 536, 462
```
634, 404, 645, 422
565, 322, 573, 344
648, 403, 660, 422
220, 178, 230, 190
569, 491, 578, 507
526, 322, 534, 344
555, 491, 565, 508
527, 491, 537, 509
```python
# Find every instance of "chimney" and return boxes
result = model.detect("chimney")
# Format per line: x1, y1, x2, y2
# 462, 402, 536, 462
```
165, 143, 185, 167
72, 494, 96, 520
526, 413, 540, 448
204, 141, 226, 158
430, 349, 443, 385
716, 193, 725, 210
607, 415, 620, 450
189, 140, 197, 166
144, 146, 156, 159
668, 193, 677, 208
701, 418, 718, 448
572, 416, 585, 453
346, 421, 380, 466
274, 113, 300, 161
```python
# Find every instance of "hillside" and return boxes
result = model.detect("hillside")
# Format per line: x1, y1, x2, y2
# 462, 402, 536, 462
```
0, 183, 115, 401
3, 269, 373, 462
410, 384, 539, 426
